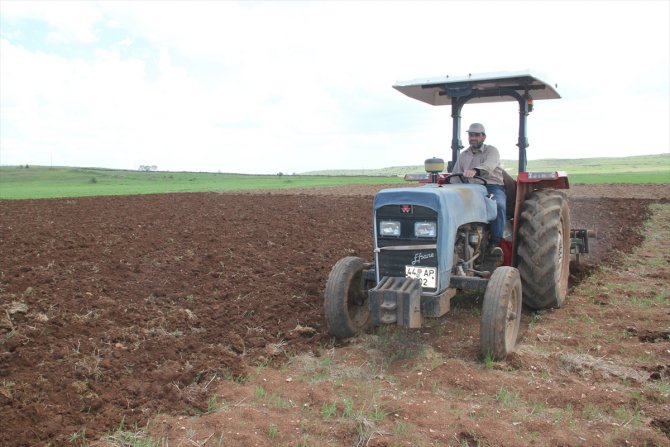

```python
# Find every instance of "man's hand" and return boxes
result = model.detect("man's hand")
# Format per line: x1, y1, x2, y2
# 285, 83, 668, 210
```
464, 169, 478, 178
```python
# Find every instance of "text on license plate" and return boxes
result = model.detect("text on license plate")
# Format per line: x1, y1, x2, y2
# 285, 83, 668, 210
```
405, 265, 437, 288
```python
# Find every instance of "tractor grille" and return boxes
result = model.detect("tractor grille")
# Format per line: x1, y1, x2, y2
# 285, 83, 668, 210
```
375, 205, 438, 292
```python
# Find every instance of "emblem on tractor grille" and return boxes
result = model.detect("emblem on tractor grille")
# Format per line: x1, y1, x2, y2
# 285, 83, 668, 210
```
400, 205, 413, 214
411, 252, 435, 265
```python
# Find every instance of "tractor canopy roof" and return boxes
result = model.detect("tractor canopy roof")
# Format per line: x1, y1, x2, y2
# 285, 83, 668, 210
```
392, 70, 560, 106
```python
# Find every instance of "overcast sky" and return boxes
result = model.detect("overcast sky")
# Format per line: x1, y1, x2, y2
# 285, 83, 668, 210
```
1, 1, 668, 175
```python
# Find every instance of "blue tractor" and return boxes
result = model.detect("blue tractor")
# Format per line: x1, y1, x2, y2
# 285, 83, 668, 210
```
324, 71, 590, 360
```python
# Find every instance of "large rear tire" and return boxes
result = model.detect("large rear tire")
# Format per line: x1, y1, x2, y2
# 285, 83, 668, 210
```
480, 266, 522, 360
324, 256, 373, 339
517, 190, 571, 310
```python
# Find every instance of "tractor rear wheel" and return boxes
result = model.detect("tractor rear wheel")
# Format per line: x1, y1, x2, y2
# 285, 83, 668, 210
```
517, 190, 571, 310
480, 266, 522, 360
324, 256, 373, 339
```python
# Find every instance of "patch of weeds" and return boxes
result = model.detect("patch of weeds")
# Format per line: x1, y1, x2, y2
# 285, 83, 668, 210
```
603, 332, 618, 343
627, 389, 646, 406
528, 400, 547, 418
553, 404, 576, 428
613, 405, 642, 428
288, 351, 351, 384
648, 378, 670, 397
254, 385, 267, 400
367, 326, 426, 369
366, 403, 393, 422
628, 291, 667, 308
75, 353, 104, 382
342, 397, 354, 418
424, 348, 446, 370
552, 408, 566, 424
268, 393, 293, 409
582, 403, 605, 422
414, 374, 425, 390
482, 353, 495, 369
321, 400, 338, 420
206, 394, 222, 413
319, 356, 333, 368
213, 433, 225, 447
568, 417, 578, 430
495, 386, 519, 409
267, 423, 278, 440
590, 327, 604, 340
394, 420, 409, 435
254, 357, 271, 375
632, 351, 658, 363
526, 431, 540, 443
459, 430, 483, 446
423, 318, 447, 336
578, 312, 595, 324
354, 415, 379, 446
222, 371, 249, 385
68, 428, 88, 446
295, 434, 313, 447
103, 418, 160, 447
528, 311, 543, 329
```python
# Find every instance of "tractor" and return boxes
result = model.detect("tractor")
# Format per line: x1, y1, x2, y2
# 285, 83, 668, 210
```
324, 70, 590, 359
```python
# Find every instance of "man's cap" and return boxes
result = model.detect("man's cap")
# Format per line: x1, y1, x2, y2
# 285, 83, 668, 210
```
467, 123, 486, 134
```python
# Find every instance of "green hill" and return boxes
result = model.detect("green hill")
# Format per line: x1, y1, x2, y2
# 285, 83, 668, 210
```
302, 154, 670, 182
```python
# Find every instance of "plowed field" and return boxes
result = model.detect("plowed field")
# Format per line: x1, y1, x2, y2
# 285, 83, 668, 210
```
1, 184, 668, 446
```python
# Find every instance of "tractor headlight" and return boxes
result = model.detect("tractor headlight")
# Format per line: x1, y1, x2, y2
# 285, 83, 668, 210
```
380, 220, 401, 237
415, 221, 437, 238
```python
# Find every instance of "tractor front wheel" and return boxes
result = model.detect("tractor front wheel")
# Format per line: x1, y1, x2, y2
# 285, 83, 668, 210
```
517, 190, 571, 310
480, 266, 522, 360
324, 256, 373, 339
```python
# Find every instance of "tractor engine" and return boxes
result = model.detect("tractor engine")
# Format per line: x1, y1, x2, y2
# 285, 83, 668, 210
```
452, 223, 488, 276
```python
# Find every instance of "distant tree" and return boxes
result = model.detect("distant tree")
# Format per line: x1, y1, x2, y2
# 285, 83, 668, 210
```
138, 165, 158, 172
277, 172, 284, 177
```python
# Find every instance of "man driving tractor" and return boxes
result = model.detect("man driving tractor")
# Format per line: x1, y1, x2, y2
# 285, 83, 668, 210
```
451, 123, 506, 262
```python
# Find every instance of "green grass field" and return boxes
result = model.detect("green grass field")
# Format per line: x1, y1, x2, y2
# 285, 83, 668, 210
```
1, 153, 668, 200
0, 166, 405, 200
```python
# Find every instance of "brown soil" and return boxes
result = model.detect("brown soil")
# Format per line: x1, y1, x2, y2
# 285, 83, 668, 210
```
0, 184, 668, 446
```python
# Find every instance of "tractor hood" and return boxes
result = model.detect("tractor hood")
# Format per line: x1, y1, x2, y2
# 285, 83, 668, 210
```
373, 184, 497, 292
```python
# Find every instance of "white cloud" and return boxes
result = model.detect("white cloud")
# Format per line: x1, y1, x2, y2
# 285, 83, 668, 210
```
2, 0, 102, 43
1, 1, 668, 173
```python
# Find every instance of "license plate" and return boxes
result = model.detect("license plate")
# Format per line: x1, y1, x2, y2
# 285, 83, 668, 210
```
405, 265, 437, 288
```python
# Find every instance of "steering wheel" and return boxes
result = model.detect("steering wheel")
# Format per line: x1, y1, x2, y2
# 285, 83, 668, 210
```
444, 173, 488, 185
